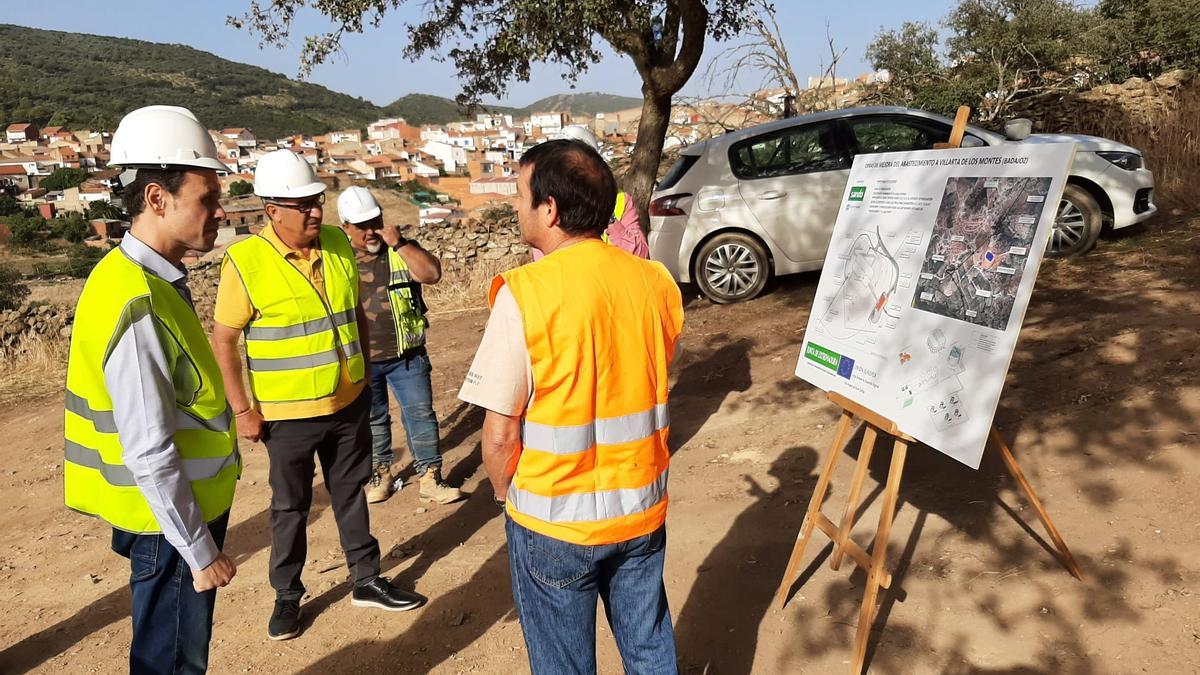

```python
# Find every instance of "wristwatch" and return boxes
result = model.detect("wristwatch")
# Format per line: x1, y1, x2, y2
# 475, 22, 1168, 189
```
391, 236, 410, 250
493, 496, 506, 509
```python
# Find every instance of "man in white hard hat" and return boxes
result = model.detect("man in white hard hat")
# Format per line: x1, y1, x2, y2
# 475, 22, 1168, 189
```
529, 124, 649, 261
336, 186, 464, 505
63, 105, 239, 673
212, 150, 425, 641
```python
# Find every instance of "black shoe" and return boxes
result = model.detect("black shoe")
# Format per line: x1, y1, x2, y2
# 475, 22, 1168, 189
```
351, 577, 427, 612
268, 598, 302, 641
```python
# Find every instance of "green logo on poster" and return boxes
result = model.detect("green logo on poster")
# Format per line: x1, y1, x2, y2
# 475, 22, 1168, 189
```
804, 342, 841, 371
848, 186, 866, 202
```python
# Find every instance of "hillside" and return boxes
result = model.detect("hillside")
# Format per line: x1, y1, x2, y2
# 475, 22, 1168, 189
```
378, 94, 523, 126
0, 24, 379, 139
379, 91, 643, 125
0, 24, 642, 136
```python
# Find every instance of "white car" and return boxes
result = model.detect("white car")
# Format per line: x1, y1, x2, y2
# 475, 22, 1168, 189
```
648, 106, 1157, 303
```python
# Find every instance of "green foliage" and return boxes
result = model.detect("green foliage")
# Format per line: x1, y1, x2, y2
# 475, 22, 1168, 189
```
0, 195, 27, 216
40, 167, 90, 192
228, 180, 254, 197
0, 266, 29, 311
53, 212, 91, 243
47, 110, 69, 127
85, 199, 123, 221
30, 244, 105, 279
866, 22, 945, 98
6, 215, 52, 252
1096, 0, 1200, 80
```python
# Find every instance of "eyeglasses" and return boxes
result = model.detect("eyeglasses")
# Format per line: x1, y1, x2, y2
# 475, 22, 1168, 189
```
268, 193, 325, 212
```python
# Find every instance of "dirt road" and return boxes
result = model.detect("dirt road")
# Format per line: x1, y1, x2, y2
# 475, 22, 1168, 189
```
2, 219, 1199, 674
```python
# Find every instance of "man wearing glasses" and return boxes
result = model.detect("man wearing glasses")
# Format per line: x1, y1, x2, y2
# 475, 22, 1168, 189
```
212, 150, 425, 642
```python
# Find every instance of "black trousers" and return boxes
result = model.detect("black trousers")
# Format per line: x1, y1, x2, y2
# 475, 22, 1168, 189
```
263, 390, 380, 600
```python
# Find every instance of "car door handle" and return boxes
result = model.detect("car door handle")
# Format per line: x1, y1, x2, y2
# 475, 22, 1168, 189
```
758, 190, 785, 200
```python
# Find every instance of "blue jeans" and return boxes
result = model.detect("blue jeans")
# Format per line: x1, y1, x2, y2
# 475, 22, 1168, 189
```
505, 517, 678, 675
368, 354, 442, 473
111, 512, 230, 675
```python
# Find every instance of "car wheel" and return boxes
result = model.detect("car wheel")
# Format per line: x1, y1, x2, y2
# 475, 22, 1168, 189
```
694, 233, 770, 304
1048, 184, 1101, 257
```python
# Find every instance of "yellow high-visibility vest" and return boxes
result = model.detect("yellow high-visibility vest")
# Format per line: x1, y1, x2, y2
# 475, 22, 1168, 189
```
385, 247, 429, 354
491, 239, 684, 545
601, 192, 629, 246
64, 248, 239, 533
223, 226, 365, 404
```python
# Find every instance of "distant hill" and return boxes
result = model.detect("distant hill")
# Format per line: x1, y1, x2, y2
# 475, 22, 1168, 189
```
0, 24, 379, 139
380, 92, 643, 125
378, 94, 523, 126
0, 24, 642, 136
522, 92, 643, 115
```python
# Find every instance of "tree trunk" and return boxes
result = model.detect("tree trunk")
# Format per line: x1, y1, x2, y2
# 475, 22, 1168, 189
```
625, 90, 673, 235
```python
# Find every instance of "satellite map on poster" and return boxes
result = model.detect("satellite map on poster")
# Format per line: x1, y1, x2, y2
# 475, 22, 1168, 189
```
912, 177, 1052, 330
796, 144, 1075, 468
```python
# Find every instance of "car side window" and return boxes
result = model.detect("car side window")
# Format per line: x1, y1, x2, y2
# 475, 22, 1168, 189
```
848, 117, 951, 154
730, 123, 847, 179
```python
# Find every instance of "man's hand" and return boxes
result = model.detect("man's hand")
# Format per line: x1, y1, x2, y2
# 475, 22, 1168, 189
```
237, 409, 266, 443
379, 224, 406, 249
193, 552, 236, 592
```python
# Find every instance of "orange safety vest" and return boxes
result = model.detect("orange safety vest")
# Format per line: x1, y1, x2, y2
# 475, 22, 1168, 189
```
490, 239, 684, 545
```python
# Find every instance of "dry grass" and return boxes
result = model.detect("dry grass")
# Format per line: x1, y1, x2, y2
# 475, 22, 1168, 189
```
1077, 87, 1200, 210
0, 331, 68, 407
424, 258, 519, 314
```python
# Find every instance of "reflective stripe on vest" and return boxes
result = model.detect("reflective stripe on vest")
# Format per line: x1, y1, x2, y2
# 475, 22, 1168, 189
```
64, 248, 239, 533
508, 468, 668, 523
224, 226, 365, 403
522, 403, 669, 455
66, 440, 239, 487
495, 239, 684, 546
66, 390, 232, 434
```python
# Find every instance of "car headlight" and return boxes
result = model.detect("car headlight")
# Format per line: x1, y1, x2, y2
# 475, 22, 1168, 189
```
1096, 151, 1143, 171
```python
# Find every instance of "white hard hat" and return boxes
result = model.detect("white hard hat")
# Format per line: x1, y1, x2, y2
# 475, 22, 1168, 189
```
337, 186, 382, 224
553, 125, 600, 152
109, 105, 226, 171
253, 149, 326, 199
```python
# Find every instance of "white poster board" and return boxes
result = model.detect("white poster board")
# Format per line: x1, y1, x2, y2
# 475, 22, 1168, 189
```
796, 143, 1075, 468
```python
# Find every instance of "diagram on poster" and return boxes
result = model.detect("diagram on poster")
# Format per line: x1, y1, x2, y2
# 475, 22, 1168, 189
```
796, 144, 1075, 468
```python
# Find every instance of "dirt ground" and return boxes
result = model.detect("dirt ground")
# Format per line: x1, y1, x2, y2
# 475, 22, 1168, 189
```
2, 216, 1200, 675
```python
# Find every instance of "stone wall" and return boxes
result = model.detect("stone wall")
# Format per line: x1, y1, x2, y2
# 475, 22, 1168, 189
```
1, 302, 74, 349
398, 212, 528, 270
1004, 69, 1195, 136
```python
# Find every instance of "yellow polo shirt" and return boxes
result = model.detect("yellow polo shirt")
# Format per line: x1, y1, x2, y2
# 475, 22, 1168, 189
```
215, 224, 365, 421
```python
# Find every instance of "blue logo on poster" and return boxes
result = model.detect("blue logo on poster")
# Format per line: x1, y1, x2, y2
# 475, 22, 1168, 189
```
837, 356, 855, 379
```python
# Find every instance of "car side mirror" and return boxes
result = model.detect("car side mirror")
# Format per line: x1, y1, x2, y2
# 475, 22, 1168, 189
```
1004, 119, 1032, 141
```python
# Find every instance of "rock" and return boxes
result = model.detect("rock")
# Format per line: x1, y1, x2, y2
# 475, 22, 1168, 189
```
4, 321, 22, 336
1153, 69, 1194, 89
415, 507, 428, 514
447, 611, 468, 627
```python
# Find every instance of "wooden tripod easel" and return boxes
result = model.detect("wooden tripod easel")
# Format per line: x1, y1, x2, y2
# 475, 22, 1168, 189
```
775, 107, 1084, 674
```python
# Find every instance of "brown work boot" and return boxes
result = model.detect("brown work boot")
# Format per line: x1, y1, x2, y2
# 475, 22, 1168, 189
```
418, 468, 465, 504
365, 464, 398, 504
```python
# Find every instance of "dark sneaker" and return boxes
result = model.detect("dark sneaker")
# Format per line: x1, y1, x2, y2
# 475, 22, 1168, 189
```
268, 598, 302, 641
351, 577, 427, 612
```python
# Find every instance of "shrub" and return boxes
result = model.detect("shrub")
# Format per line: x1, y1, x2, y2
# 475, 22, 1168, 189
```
0, 267, 29, 311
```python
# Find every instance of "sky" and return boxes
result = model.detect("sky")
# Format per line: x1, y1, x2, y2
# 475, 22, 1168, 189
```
0, 1, 959, 107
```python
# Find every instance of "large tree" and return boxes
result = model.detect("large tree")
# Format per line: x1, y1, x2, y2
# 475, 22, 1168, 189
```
230, 0, 752, 227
